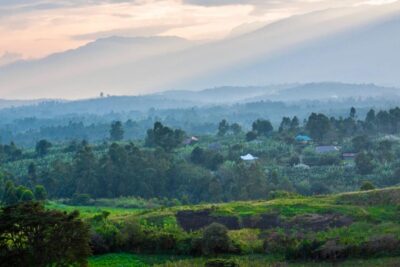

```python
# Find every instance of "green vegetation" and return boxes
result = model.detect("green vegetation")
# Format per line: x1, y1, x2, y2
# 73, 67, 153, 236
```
3, 106, 400, 265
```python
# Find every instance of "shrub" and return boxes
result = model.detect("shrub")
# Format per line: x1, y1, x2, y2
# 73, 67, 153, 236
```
315, 240, 350, 261
263, 231, 295, 255
116, 218, 144, 251
34, 185, 47, 201
202, 223, 232, 255
360, 181, 375, 191
70, 193, 91, 205
360, 234, 400, 256
205, 259, 239, 267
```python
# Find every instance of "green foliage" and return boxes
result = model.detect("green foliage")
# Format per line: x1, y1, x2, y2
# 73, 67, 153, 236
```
36, 139, 52, 157
252, 119, 273, 136
34, 185, 47, 201
145, 122, 185, 151
355, 152, 375, 175
305, 113, 330, 142
205, 259, 238, 267
20, 189, 34, 202
110, 121, 124, 141
361, 181, 375, 191
218, 120, 230, 137
0, 202, 90, 267
2, 180, 18, 206
202, 223, 232, 255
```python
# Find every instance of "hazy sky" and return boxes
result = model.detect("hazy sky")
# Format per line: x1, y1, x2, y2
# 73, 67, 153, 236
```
0, 0, 397, 60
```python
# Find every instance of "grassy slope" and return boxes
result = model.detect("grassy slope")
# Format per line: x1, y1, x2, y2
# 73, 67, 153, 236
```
53, 187, 400, 266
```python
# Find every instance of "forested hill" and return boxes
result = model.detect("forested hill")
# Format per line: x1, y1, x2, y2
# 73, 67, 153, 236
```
0, 83, 399, 147
0, 83, 399, 118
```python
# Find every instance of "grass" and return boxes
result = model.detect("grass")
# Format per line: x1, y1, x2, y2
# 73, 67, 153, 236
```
89, 254, 188, 267
51, 188, 400, 266
88, 253, 400, 267
46, 201, 143, 219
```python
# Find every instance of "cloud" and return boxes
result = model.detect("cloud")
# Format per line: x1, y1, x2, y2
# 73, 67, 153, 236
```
0, 52, 22, 66
72, 24, 182, 40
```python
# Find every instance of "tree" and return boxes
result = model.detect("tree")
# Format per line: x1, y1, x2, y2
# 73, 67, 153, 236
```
279, 117, 291, 133
352, 135, 371, 152
230, 123, 242, 135
355, 152, 375, 175
246, 131, 258, 142
20, 190, 34, 202
35, 139, 52, 157
350, 107, 356, 119
202, 223, 232, 255
2, 181, 18, 206
290, 116, 300, 131
305, 113, 330, 142
28, 162, 37, 186
110, 121, 124, 141
360, 181, 375, 191
74, 144, 98, 196
145, 122, 185, 151
217, 119, 230, 136
34, 185, 47, 201
252, 119, 273, 136
0, 202, 91, 267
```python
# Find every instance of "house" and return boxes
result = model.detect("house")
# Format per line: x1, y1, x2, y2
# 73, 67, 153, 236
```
315, 146, 340, 154
294, 163, 310, 169
295, 135, 312, 143
342, 153, 356, 161
183, 136, 199, 145
240, 154, 258, 161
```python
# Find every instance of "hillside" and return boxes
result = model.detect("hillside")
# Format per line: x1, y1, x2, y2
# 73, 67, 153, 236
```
49, 187, 400, 266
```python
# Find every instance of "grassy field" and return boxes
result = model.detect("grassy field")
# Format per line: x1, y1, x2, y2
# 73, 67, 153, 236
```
88, 254, 400, 267
52, 187, 400, 267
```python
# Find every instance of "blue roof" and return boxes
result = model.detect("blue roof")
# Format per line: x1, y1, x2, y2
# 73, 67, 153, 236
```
295, 135, 312, 142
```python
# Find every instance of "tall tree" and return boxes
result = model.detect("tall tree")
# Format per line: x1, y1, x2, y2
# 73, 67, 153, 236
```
305, 113, 330, 142
110, 121, 124, 142
217, 119, 230, 136
252, 119, 273, 136
35, 140, 52, 157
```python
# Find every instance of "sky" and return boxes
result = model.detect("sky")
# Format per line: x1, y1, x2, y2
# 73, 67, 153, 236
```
0, 0, 397, 61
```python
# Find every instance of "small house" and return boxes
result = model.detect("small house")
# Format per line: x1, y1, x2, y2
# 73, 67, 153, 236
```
294, 163, 310, 169
240, 154, 258, 161
342, 153, 356, 161
183, 136, 199, 145
315, 146, 340, 154
295, 135, 312, 143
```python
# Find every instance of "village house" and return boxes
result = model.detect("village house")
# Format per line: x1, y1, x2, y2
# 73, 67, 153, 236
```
315, 146, 340, 154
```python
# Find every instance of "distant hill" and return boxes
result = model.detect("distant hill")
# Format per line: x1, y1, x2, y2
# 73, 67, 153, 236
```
0, 83, 398, 120
0, 99, 46, 109
245, 83, 400, 102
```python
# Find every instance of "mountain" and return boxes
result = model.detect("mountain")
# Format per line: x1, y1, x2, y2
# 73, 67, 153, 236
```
1, 2, 400, 99
246, 83, 400, 102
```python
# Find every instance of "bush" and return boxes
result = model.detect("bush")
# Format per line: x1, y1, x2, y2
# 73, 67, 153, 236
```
70, 193, 91, 205
205, 259, 239, 267
360, 181, 375, 191
202, 223, 232, 255
360, 234, 400, 256
263, 231, 295, 255
315, 240, 350, 261
116, 218, 144, 250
